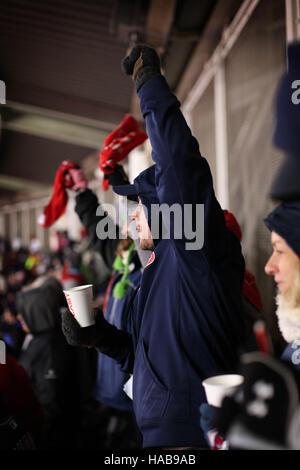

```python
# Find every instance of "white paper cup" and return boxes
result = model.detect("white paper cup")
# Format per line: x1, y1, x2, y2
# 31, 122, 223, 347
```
202, 374, 244, 408
63, 284, 95, 327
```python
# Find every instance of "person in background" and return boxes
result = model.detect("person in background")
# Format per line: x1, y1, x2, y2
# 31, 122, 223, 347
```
200, 202, 300, 450
0, 353, 44, 449
0, 389, 36, 450
199, 210, 264, 450
60, 249, 84, 290
16, 275, 83, 449
199, 41, 300, 451
223, 210, 264, 351
264, 202, 300, 368
0, 302, 25, 358
65, 162, 144, 449
270, 42, 300, 202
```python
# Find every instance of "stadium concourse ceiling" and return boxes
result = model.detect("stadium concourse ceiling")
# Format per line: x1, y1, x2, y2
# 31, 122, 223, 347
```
0, 0, 242, 204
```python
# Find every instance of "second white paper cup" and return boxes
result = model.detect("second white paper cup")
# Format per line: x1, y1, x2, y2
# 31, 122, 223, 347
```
202, 374, 244, 408
63, 284, 95, 327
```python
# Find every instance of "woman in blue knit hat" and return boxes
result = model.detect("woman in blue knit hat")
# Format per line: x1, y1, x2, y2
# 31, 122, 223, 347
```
264, 201, 300, 363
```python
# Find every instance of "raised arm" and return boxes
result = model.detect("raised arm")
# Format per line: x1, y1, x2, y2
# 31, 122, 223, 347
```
123, 45, 212, 207
123, 45, 238, 260
139, 75, 213, 207
72, 165, 130, 270
75, 188, 119, 270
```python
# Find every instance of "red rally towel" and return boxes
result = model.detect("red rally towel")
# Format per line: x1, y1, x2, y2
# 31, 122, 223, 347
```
243, 269, 263, 312
223, 209, 242, 242
39, 160, 78, 228
99, 115, 148, 191
223, 209, 263, 312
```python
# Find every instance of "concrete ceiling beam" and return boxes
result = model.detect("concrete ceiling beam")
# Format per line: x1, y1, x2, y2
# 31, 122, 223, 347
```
1, 101, 112, 149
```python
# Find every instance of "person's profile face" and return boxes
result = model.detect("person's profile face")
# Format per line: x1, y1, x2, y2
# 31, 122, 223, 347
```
131, 198, 154, 251
265, 231, 300, 294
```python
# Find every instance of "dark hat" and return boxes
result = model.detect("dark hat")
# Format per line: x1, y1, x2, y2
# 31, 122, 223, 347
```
113, 165, 163, 242
113, 183, 137, 197
264, 201, 300, 258
271, 42, 300, 201
271, 154, 300, 201
113, 165, 158, 207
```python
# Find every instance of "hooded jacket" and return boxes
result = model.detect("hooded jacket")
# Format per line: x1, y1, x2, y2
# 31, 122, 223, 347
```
110, 75, 247, 448
17, 277, 82, 449
0, 353, 44, 447
17, 277, 65, 334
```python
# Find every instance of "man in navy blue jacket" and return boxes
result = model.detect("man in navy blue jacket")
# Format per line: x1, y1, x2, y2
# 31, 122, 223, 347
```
62, 45, 247, 448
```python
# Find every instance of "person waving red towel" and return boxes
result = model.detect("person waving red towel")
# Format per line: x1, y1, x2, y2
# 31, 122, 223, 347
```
39, 160, 80, 228
100, 114, 147, 191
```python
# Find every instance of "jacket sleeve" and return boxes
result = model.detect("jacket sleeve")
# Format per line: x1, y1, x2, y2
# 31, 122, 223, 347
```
138, 75, 236, 260
96, 327, 135, 374
75, 188, 120, 270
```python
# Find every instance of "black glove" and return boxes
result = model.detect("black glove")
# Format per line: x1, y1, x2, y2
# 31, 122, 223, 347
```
61, 308, 133, 364
103, 164, 138, 202
199, 403, 228, 450
107, 164, 130, 187
122, 44, 161, 91
61, 307, 107, 348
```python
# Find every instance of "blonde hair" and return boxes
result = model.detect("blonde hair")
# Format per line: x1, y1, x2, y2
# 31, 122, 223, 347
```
279, 263, 300, 310
275, 264, 300, 343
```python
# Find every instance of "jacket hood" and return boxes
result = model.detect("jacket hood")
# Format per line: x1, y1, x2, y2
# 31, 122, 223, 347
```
133, 165, 159, 208
114, 164, 162, 245
134, 165, 163, 246
16, 276, 66, 334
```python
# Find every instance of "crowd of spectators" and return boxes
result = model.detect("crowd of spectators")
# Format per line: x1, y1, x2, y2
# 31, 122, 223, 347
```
0, 231, 138, 450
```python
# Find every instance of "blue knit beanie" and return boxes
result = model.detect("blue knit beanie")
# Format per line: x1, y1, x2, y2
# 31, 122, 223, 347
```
264, 201, 300, 258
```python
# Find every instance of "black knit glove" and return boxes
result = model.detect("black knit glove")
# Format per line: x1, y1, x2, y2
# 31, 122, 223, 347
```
122, 44, 161, 91
61, 307, 108, 348
107, 164, 138, 202
61, 307, 133, 364
107, 164, 130, 186
102, 163, 129, 193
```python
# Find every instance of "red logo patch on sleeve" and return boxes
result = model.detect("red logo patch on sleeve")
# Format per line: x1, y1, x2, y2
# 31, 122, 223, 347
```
146, 252, 155, 267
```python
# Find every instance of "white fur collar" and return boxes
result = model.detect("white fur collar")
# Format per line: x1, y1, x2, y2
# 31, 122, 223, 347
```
276, 295, 300, 343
